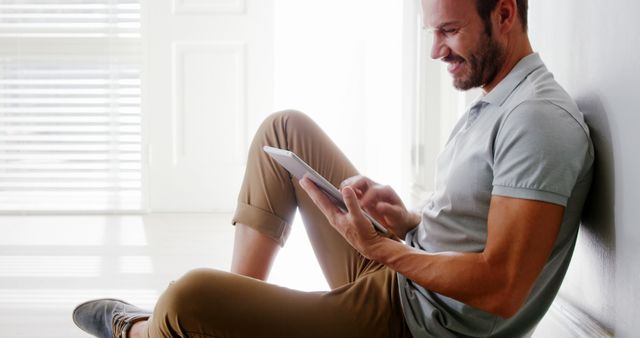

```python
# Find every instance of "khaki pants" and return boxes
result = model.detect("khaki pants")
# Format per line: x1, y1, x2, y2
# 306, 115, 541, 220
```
146, 111, 412, 338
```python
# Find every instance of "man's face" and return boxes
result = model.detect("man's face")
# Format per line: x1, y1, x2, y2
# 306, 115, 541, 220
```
421, 0, 506, 90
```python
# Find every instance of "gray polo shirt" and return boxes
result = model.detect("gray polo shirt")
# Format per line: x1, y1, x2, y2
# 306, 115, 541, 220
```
398, 53, 594, 337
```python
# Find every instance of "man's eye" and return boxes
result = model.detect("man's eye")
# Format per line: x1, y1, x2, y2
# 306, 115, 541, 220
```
442, 28, 458, 35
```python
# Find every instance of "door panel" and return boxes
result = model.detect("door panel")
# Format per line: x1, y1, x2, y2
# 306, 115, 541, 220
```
144, 0, 273, 212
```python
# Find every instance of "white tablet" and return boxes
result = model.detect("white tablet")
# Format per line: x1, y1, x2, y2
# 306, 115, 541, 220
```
263, 146, 389, 235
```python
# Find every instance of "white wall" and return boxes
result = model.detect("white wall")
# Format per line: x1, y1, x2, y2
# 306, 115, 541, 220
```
529, 1, 640, 336
273, 0, 406, 194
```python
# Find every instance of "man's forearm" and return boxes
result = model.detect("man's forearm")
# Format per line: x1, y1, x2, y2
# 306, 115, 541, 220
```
370, 238, 522, 318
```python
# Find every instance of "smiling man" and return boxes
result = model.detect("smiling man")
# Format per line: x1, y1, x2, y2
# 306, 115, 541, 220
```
73, 0, 594, 337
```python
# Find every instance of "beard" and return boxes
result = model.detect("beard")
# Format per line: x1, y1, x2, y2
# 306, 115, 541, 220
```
448, 32, 506, 90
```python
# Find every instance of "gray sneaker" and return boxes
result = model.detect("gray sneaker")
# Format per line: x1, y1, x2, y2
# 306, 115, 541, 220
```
72, 298, 151, 338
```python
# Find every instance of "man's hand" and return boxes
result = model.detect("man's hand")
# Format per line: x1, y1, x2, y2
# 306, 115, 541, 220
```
299, 176, 386, 259
340, 175, 420, 239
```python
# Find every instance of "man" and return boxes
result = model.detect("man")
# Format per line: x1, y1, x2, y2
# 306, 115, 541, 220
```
73, 0, 593, 337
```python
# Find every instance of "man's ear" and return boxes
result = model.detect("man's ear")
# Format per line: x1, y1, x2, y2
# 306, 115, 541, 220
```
494, 0, 517, 34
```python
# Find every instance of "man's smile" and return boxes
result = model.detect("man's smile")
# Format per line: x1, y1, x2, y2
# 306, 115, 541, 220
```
443, 54, 466, 75
447, 59, 465, 75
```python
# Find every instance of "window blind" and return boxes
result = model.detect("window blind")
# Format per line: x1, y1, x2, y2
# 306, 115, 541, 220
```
0, 0, 142, 212
0, 0, 140, 38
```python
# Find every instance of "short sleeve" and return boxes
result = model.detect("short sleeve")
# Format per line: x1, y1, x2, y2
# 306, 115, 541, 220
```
492, 100, 591, 206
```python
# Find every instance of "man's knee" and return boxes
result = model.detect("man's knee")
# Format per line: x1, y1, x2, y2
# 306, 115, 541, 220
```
251, 110, 316, 149
263, 109, 314, 132
153, 268, 218, 319
149, 269, 228, 336
269, 109, 306, 122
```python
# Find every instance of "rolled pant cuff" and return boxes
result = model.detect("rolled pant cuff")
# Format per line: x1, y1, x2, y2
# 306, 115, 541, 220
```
231, 202, 291, 247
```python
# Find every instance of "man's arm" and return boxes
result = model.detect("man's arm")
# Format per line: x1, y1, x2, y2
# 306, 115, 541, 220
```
300, 177, 564, 318
372, 196, 563, 318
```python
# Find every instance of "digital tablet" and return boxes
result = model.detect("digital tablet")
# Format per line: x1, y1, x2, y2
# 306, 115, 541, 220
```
263, 146, 389, 235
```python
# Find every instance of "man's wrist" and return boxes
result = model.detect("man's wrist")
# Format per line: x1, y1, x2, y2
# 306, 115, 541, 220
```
368, 236, 404, 264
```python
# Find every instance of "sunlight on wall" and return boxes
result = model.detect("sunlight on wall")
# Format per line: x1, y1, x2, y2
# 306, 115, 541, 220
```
273, 0, 404, 187
270, 0, 404, 292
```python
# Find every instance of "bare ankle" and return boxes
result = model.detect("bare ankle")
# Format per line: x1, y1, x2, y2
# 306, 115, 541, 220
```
128, 320, 148, 338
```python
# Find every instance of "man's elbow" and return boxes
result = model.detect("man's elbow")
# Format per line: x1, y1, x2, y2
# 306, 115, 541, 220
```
489, 299, 523, 319
486, 285, 529, 319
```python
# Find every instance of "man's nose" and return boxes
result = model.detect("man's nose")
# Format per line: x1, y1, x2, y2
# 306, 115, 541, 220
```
430, 35, 449, 60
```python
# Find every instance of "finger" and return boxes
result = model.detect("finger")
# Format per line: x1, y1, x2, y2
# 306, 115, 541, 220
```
344, 187, 387, 240
339, 175, 362, 189
341, 186, 368, 223
340, 175, 370, 195
374, 185, 400, 202
300, 177, 343, 221
377, 202, 402, 217
359, 185, 396, 209
377, 202, 404, 224
359, 187, 381, 208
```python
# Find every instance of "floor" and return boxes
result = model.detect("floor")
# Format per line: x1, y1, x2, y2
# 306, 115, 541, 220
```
0, 214, 328, 338
0, 214, 563, 338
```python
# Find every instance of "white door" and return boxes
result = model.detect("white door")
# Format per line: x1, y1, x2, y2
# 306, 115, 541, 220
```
144, 0, 274, 212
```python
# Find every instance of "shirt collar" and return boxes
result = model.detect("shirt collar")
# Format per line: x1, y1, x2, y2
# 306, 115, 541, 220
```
480, 52, 545, 107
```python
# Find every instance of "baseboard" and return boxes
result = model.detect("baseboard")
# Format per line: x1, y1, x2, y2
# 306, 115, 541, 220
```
538, 297, 613, 337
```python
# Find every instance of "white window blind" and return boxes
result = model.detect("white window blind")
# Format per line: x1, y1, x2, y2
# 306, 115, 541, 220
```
0, 0, 140, 38
0, 0, 142, 212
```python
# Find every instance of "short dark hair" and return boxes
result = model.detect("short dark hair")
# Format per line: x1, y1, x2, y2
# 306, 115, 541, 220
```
476, 0, 528, 35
